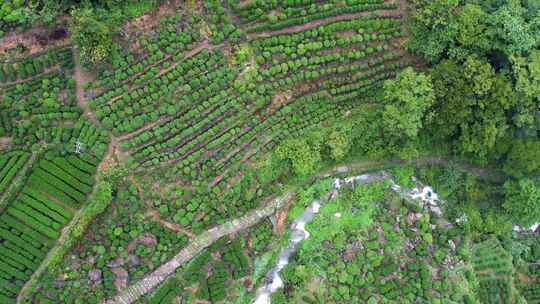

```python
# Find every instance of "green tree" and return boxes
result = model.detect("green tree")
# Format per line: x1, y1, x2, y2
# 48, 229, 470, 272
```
427, 56, 517, 161
455, 4, 489, 48
511, 50, 540, 128
487, 0, 538, 56
381, 67, 434, 155
406, 0, 460, 62
503, 139, 540, 178
69, 8, 113, 65
503, 178, 540, 227
324, 123, 352, 161
275, 135, 322, 176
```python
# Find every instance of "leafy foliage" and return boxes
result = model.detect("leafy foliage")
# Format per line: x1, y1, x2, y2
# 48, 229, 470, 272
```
503, 178, 540, 227
381, 67, 434, 153
69, 8, 113, 65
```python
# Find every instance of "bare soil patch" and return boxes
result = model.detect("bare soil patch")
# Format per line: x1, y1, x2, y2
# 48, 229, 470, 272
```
0, 23, 69, 60
0, 137, 11, 149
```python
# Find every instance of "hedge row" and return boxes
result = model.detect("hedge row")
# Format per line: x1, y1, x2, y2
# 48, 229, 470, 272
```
0, 152, 29, 194
39, 160, 93, 191
17, 195, 69, 225
0, 48, 72, 84
0, 154, 98, 303
18, 179, 113, 304
149, 277, 180, 304
66, 155, 97, 174
51, 158, 93, 184
22, 188, 73, 219
6, 207, 60, 239
0, 213, 53, 246
28, 174, 80, 206
0, 227, 47, 259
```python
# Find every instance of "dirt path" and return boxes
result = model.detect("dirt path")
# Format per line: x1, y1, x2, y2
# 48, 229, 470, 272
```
0, 24, 69, 59
318, 156, 506, 183
247, 6, 402, 38
0, 137, 11, 149
73, 49, 100, 126
146, 208, 196, 239
72, 49, 130, 166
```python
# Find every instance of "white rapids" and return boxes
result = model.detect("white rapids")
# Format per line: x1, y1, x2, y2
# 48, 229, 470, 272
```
251, 172, 442, 304
252, 198, 321, 304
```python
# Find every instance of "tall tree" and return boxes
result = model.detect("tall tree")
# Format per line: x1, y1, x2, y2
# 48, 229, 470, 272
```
487, 0, 539, 56
511, 50, 540, 129
427, 56, 517, 161
503, 139, 540, 178
407, 0, 460, 62
503, 178, 540, 227
275, 134, 322, 177
381, 67, 434, 157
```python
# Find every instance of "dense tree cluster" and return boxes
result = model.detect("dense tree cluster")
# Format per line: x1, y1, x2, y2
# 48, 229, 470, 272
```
406, 0, 539, 163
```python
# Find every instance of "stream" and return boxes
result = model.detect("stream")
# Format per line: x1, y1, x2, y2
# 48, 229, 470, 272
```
252, 172, 443, 304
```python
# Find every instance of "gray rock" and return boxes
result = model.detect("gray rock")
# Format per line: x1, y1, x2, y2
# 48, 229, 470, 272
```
112, 267, 129, 292
86, 256, 96, 265
138, 233, 157, 246
127, 254, 140, 267
107, 257, 124, 268
88, 269, 102, 282
336, 166, 349, 173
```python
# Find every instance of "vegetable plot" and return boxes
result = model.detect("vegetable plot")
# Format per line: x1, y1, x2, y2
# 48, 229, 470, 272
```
0, 154, 97, 303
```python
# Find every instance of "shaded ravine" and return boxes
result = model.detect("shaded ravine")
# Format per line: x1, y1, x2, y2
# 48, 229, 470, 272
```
318, 156, 506, 184
252, 172, 442, 304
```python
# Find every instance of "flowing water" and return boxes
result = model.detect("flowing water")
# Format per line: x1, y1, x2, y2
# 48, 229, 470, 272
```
251, 172, 444, 304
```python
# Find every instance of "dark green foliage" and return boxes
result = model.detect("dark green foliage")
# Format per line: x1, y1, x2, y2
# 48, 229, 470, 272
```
503, 178, 540, 227
503, 139, 540, 178
223, 238, 249, 279
149, 277, 180, 304
381, 67, 434, 157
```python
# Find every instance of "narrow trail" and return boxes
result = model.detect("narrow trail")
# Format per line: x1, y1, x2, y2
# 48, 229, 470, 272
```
0, 153, 34, 212
319, 156, 505, 183
18, 52, 117, 303
146, 208, 196, 239
72, 48, 129, 166
73, 49, 100, 126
